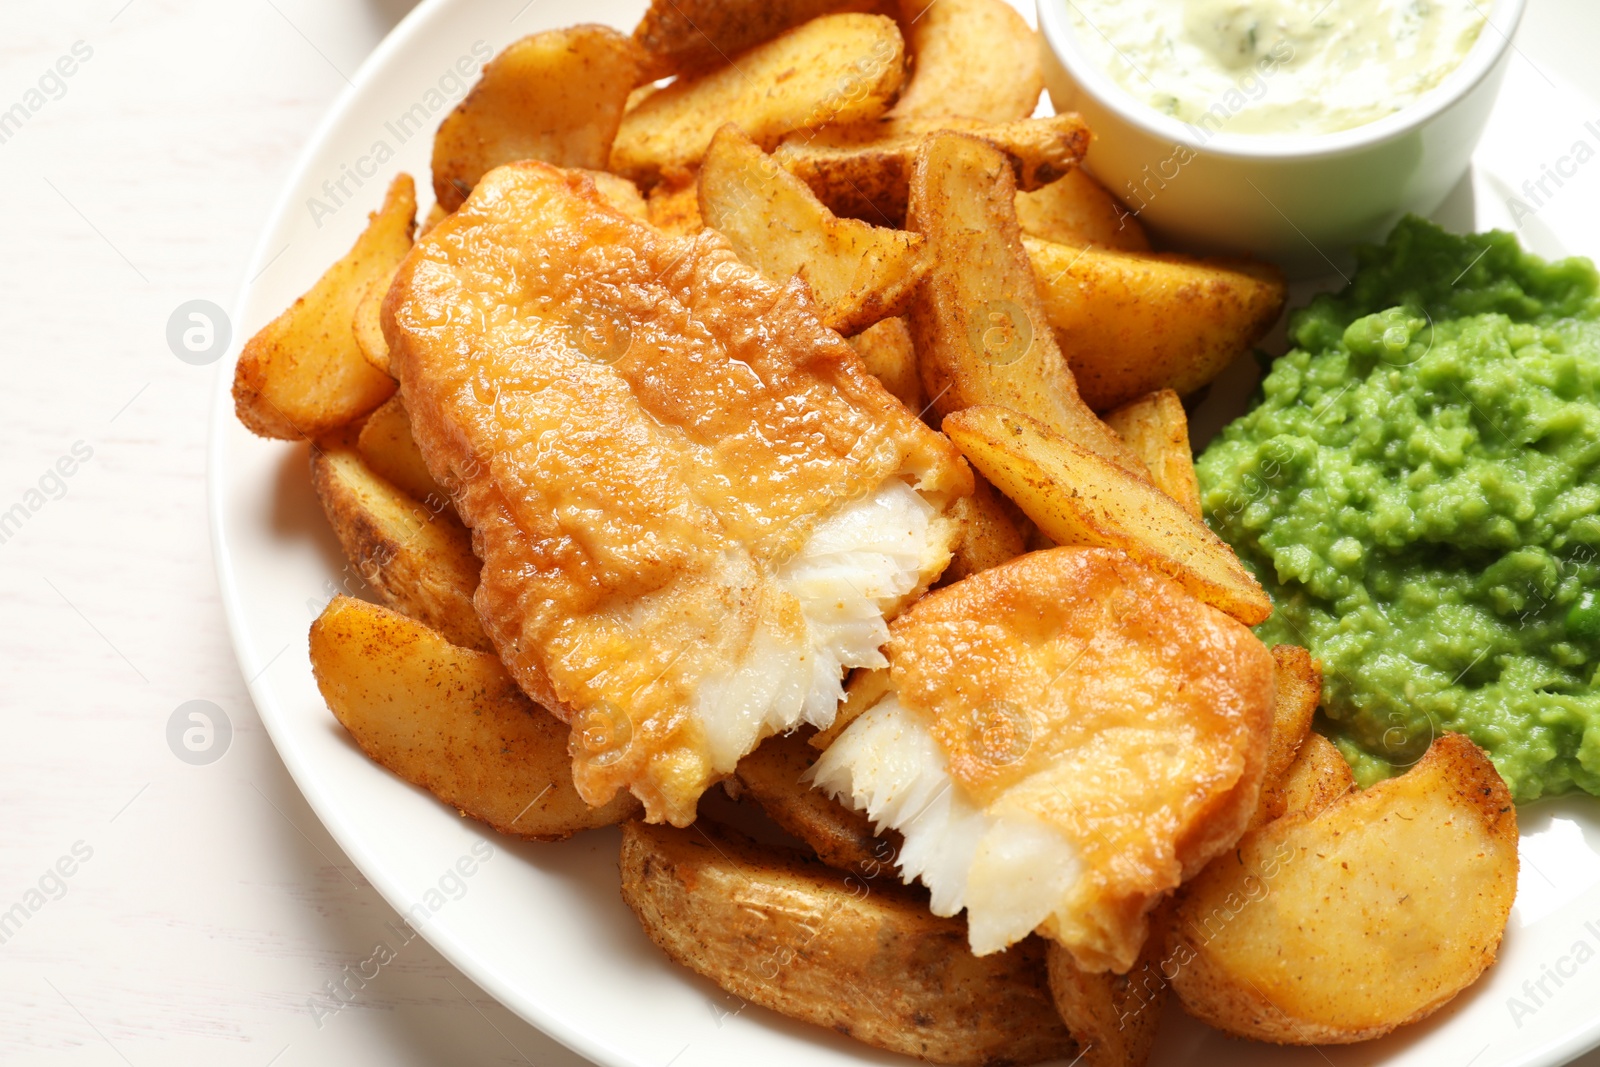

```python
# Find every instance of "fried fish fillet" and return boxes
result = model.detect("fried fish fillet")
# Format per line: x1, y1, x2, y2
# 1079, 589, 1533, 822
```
810, 547, 1274, 972
384, 161, 971, 827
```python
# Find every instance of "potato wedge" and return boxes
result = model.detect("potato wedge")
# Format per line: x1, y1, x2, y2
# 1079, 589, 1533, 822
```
310, 596, 637, 839
1104, 390, 1202, 519
620, 820, 1078, 1066
699, 125, 929, 333
310, 441, 488, 651
632, 0, 877, 80
1247, 645, 1322, 827
355, 396, 448, 508
731, 731, 893, 874
777, 113, 1091, 224
233, 174, 412, 440
352, 266, 397, 376
1170, 733, 1517, 1045
646, 166, 703, 237
847, 316, 922, 410
431, 26, 640, 211
941, 474, 1026, 584
1047, 929, 1168, 1067
943, 406, 1272, 625
905, 132, 1148, 477
611, 14, 906, 185
892, 0, 1042, 123
1026, 238, 1286, 411
810, 665, 892, 752
585, 169, 650, 222
1278, 732, 1355, 819
1015, 169, 1149, 252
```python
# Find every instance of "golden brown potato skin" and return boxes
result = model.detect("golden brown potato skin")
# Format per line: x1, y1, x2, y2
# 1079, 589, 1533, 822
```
1025, 238, 1286, 412
644, 166, 703, 237
431, 27, 640, 211
1015, 170, 1150, 252
356, 396, 449, 508
619, 820, 1079, 1066
848, 316, 923, 411
310, 440, 488, 652
1276, 732, 1355, 819
890, 0, 1043, 124
1047, 928, 1168, 1067
1103, 390, 1202, 519
1169, 734, 1518, 1045
611, 14, 906, 186
631, 0, 877, 80
731, 731, 895, 874
939, 475, 1026, 584
233, 174, 412, 440
310, 596, 638, 840
1247, 644, 1322, 827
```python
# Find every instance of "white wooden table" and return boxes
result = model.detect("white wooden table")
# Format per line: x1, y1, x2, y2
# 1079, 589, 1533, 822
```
4, 2, 1600, 1064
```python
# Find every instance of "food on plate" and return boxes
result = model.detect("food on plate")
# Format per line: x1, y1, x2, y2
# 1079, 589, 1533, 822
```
1198, 217, 1600, 800
352, 266, 396, 375
810, 547, 1275, 970
847, 316, 922, 409
585, 170, 650, 222
728, 730, 891, 874
944, 406, 1272, 625
644, 166, 702, 236
611, 14, 907, 185
698, 125, 930, 333
631, 0, 876, 80
355, 396, 448, 507
233, 174, 413, 440
430, 26, 641, 211
941, 475, 1027, 584
775, 113, 1091, 224
1169, 733, 1518, 1044
1047, 930, 1168, 1067
619, 819, 1078, 1067
1063, 0, 1487, 136
1025, 238, 1286, 412
384, 161, 970, 827
891, 0, 1043, 124
1249, 645, 1321, 826
310, 438, 488, 652
1277, 732, 1356, 819
1015, 169, 1150, 252
1103, 389, 1203, 519
905, 130, 1148, 476
310, 596, 638, 839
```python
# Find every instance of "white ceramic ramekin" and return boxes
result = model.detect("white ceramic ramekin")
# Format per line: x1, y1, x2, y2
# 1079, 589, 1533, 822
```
1036, 0, 1527, 275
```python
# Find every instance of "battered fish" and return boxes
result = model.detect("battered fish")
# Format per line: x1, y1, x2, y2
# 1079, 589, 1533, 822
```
810, 547, 1274, 972
384, 162, 971, 827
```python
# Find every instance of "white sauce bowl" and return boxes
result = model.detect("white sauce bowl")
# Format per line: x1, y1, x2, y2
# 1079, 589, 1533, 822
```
1036, 0, 1527, 275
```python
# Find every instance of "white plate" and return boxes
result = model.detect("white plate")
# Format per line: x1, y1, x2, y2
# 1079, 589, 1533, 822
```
210, 3, 1600, 1065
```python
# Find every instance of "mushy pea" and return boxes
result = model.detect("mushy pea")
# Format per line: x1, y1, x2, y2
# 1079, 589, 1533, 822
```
1197, 217, 1600, 801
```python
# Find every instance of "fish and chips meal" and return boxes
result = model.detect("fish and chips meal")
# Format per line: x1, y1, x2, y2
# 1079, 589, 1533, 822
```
231, 0, 1600, 1061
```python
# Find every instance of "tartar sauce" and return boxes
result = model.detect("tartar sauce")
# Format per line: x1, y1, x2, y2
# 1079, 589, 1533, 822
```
1065, 0, 1487, 136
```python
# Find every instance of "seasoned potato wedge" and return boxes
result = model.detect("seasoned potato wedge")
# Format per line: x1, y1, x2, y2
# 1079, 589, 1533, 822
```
1047, 930, 1168, 1067
848, 316, 922, 410
699, 125, 929, 333
1247, 645, 1322, 827
1104, 390, 1202, 519
611, 14, 906, 185
355, 396, 448, 508
646, 166, 703, 236
632, 0, 877, 79
943, 406, 1273, 625
777, 113, 1090, 225
585, 169, 650, 222
731, 731, 892, 874
310, 441, 487, 651
810, 665, 892, 752
905, 131, 1147, 477
310, 596, 637, 839
1026, 238, 1286, 411
1015, 169, 1149, 252
352, 266, 397, 376
941, 474, 1026, 584
892, 0, 1042, 123
1170, 734, 1517, 1045
620, 820, 1078, 1066
233, 174, 412, 440
431, 26, 640, 211
1278, 732, 1355, 819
